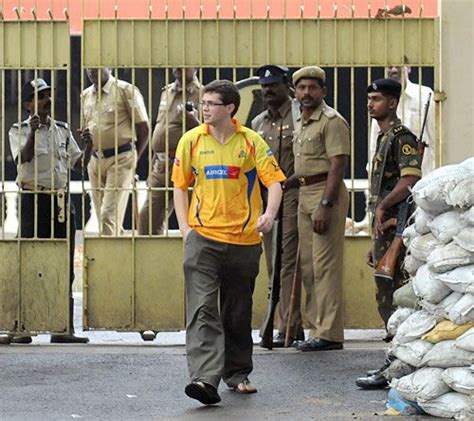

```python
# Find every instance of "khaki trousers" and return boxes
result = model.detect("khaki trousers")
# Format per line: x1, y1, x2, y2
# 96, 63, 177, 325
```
88, 150, 136, 236
138, 159, 174, 235
262, 187, 302, 336
183, 231, 261, 389
298, 182, 348, 343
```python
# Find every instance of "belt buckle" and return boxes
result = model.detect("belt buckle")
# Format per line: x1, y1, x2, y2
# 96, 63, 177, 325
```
298, 177, 305, 186
96, 149, 104, 159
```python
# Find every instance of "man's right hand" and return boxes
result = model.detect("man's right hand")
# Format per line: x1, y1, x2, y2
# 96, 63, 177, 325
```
29, 114, 40, 132
367, 248, 374, 267
282, 175, 300, 190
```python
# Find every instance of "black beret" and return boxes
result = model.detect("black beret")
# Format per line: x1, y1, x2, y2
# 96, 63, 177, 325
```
22, 78, 51, 103
256, 64, 289, 85
367, 78, 401, 98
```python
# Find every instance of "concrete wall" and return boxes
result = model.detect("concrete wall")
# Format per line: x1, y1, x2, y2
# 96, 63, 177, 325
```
440, 0, 474, 165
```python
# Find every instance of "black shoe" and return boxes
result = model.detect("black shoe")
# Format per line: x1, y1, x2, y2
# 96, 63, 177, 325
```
366, 369, 380, 376
297, 337, 343, 352
50, 334, 89, 344
355, 372, 389, 390
185, 382, 221, 405
12, 336, 32, 344
0, 335, 12, 345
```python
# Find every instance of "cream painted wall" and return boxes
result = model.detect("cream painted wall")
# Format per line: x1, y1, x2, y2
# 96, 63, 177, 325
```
440, 0, 474, 165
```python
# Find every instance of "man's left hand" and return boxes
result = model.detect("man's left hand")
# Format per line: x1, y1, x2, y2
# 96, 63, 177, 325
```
256, 212, 275, 233
312, 206, 331, 234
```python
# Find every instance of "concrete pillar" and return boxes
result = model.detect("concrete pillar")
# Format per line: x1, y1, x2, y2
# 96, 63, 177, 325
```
440, 0, 474, 165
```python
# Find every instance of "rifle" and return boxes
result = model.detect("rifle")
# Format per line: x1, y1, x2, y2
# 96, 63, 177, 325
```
259, 206, 283, 349
374, 199, 410, 281
417, 92, 432, 158
259, 119, 284, 350
374, 91, 431, 280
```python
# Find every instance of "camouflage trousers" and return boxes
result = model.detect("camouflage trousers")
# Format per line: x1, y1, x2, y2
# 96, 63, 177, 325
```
372, 227, 409, 331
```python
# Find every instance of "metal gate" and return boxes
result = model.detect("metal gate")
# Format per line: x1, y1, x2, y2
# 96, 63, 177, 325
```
0, 1, 441, 335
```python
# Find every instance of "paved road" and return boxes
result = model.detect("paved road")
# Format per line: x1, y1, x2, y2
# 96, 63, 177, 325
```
0, 340, 441, 421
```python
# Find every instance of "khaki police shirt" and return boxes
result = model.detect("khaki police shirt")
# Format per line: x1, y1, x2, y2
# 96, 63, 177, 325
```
293, 101, 350, 178
152, 78, 202, 154
251, 98, 297, 177
9, 117, 82, 189
82, 76, 149, 150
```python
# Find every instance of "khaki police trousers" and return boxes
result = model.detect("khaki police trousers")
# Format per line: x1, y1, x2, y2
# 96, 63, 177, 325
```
138, 158, 174, 235
88, 149, 136, 236
298, 182, 348, 343
262, 187, 302, 337
183, 231, 261, 389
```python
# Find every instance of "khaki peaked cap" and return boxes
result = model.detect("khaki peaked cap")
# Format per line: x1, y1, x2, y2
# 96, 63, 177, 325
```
292, 66, 326, 86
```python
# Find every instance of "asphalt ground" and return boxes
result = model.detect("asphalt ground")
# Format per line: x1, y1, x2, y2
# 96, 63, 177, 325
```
1, 295, 444, 420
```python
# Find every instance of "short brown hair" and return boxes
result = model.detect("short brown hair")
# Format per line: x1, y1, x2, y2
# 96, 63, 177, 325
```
203, 80, 241, 117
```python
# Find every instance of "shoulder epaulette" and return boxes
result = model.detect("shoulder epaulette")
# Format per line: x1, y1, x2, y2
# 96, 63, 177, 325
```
322, 106, 337, 119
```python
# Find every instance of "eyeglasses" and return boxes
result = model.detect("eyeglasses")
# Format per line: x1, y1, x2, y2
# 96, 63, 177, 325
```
199, 101, 226, 108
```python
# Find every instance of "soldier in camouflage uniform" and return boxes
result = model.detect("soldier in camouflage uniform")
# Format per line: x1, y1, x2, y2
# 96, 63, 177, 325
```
356, 78, 422, 390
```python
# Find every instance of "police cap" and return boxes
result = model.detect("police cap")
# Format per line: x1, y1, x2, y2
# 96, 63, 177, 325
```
292, 66, 326, 86
256, 65, 289, 85
367, 78, 401, 99
21, 78, 51, 103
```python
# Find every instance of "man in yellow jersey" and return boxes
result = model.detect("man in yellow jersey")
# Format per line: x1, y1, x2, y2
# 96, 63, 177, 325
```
173, 80, 285, 405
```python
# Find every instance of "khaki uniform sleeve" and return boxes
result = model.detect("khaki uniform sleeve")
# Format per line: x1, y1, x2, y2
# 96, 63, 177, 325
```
324, 117, 350, 158
68, 130, 83, 168
254, 134, 286, 187
396, 133, 422, 178
122, 85, 149, 124
171, 134, 194, 190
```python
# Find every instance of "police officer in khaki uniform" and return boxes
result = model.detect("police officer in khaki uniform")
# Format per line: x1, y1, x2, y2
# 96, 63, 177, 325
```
251, 65, 303, 347
356, 78, 421, 389
82, 68, 149, 236
4, 78, 92, 345
139, 68, 201, 235
290, 66, 350, 352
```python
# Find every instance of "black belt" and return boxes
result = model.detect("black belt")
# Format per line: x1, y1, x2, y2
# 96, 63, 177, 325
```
93, 143, 132, 159
298, 172, 328, 186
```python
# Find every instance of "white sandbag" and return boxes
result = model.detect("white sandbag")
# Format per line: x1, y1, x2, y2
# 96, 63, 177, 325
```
446, 177, 474, 208
402, 224, 419, 247
391, 368, 450, 402
387, 308, 415, 338
453, 227, 474, 253
421, 340, 474, 368
442, 367, 474, 395
413, 208, 434, 235
393, 281, 419, 310
393, 311, 437, 344
437, 265, 474, 294
403, 254, 424, 276
409, 233, 442, 262
460, 156, 474, 170
428, 242, 474, 274
418, 392, 472, 419
461, 207, 474, 226
447, 294, 474, 325
456, 327, 474, 352
412, 164, 473, 215
391, 339, 433, 367
413, 264, 452, 304
383, 359, 416, 382
428, 210, 467, 244
421, 292, 465, 320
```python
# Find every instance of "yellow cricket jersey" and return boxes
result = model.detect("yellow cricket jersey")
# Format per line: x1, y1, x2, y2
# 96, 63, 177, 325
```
172, 119, 286, 245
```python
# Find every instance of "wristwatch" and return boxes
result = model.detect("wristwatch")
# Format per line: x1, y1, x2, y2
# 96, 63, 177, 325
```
320, 198, 333, 208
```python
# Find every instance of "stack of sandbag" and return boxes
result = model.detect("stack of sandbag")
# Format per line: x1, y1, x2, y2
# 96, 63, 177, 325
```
386, 158, 474, 419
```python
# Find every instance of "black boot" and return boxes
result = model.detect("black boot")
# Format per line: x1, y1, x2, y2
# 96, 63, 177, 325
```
51, 298, 89, 344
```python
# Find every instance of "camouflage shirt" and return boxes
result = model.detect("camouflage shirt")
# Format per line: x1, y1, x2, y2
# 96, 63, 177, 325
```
369, 119, 422, 216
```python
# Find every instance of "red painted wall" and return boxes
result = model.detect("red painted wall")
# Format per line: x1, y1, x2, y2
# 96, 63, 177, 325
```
2, 0, 438, 34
